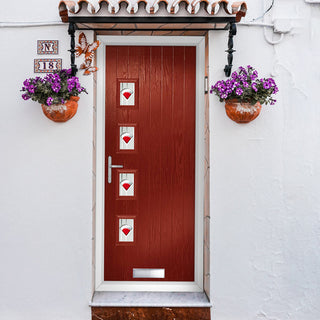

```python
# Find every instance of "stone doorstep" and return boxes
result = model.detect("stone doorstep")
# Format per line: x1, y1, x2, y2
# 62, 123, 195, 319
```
90, 291, 211, 308
92, 307, 211, 320
91, 292, 211, 319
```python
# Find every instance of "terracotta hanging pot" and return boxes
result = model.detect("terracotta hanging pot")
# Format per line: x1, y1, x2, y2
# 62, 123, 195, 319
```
225, 99, 262, 123
41, 96, 80, 122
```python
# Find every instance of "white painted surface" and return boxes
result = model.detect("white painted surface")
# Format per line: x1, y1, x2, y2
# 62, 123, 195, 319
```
0, 0, 320, 320
0, 2, 93, 319
208, 1, 320, 319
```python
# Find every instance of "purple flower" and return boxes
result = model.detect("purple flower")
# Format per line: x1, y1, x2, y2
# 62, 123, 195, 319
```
250, 70, 258, 80
263, 82, 271, 89
67, 77, 79, 92
51, 83, 61, 93
236, 87, 243, 96
210, 65, 278, 105
267, 78, 275, 86
251, 83, 258, 92
27, 85, 36, 94
44, 73, 60, 84
22, 93, 30, 100
239, 73, 247, 82
226, 79, 232, 87
21, 71, 86, 106
46, 97, 54, 106
60, 68, 72, 75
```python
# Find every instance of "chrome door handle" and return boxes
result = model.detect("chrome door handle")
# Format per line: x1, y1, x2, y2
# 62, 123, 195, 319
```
108, 156, 123, 183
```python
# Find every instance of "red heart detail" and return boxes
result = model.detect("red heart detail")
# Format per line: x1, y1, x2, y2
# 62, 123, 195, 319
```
123, 92, 132, 100
122, 228, 131, 236
123, 136, 132, 143
122, 182, 132, 191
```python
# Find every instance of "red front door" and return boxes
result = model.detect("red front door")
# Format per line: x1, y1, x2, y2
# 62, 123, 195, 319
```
104, 46, 196, 281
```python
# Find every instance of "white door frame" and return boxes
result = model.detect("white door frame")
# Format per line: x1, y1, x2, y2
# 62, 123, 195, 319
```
95, 36, 205, 292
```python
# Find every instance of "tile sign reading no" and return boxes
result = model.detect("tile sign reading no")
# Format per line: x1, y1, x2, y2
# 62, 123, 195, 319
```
37, 40, 59, 55
34, 40, 61, 73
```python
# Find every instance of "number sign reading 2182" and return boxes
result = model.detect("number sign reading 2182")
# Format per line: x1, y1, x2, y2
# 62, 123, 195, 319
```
34, 59, 62, 73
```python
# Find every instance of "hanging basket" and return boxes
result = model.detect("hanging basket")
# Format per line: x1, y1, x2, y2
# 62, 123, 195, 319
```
225, 99, 262, 123
41, 96, 80, 122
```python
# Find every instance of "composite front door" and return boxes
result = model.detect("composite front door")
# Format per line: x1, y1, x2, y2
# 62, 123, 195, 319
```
104, 45, 196, 282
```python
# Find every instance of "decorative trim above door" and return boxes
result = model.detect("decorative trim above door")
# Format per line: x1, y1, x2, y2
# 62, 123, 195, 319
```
59, 0, 247, 26
58, 0, 247, 76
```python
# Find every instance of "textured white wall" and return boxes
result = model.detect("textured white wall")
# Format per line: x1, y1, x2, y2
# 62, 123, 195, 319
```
209, 1, 320, 319
0, 0, 320, 320
0, 2, 93, 319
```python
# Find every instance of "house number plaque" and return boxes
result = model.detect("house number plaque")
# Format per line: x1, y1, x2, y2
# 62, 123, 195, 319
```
34, 59, 62, 73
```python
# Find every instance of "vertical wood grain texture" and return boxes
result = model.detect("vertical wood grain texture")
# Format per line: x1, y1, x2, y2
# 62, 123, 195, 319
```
105, 46, 196, 281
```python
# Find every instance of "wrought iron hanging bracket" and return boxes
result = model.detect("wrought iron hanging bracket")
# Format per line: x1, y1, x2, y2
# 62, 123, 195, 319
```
224, 22, 237, 77
68, 22, 78, 76
65, 16, 239, 77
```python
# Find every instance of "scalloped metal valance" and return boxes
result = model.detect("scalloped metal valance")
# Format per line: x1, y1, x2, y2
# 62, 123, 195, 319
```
58, 0, 247, 75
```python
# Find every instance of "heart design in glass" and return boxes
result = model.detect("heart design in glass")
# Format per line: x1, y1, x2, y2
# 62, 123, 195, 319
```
121, 88, 133, 100
120, 224, 132, 236
121, 179, 133, 191
121, 132, 133, 144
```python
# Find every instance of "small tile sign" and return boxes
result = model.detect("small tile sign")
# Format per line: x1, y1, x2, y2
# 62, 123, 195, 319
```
34, 59, 62, 73
37, 40, 59, 55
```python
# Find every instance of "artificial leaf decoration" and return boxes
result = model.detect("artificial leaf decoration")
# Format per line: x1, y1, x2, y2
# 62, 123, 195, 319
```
80, 59, 98, 75
75, 32, 100, 75
75, 33, 100, 59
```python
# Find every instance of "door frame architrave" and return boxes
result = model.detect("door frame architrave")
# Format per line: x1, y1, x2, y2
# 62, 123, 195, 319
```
95, 36, 205, 292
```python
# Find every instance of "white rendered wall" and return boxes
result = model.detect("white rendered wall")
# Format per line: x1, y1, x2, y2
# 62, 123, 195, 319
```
209, 1, 320, 319
0, 0, 320, 320
0, 2, 93, 320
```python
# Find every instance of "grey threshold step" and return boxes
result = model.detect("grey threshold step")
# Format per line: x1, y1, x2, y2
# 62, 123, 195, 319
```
90, 291, 212, 307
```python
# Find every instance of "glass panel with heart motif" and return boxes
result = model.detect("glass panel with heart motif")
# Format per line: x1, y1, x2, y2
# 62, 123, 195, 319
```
120, 82, 135, 106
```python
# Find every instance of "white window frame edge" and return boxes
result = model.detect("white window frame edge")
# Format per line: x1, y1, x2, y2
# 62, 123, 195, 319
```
95, 36, 205, 292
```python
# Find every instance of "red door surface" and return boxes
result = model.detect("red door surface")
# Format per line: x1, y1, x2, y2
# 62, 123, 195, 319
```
104, 46, 196, 281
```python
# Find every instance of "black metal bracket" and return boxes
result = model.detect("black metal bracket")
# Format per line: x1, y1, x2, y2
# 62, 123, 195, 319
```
68, 16, 236, 25
66, 16, 238, 77
68, 22, 78, 76
224, 22, 237, 77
